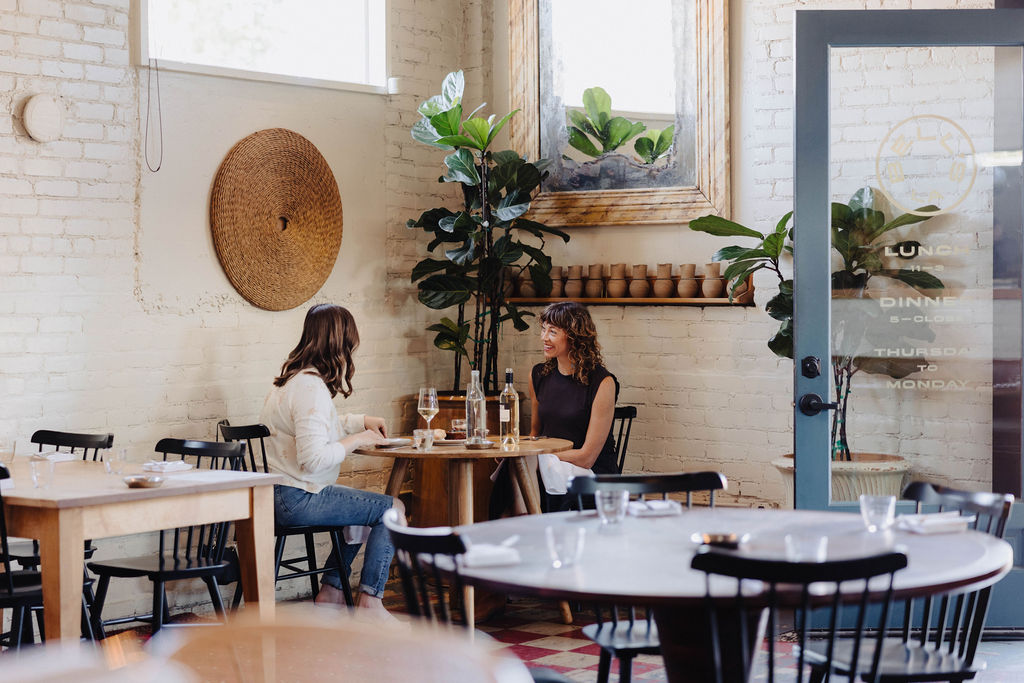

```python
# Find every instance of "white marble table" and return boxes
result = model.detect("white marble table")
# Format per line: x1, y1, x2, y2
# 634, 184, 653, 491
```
455, 508, 1013, 682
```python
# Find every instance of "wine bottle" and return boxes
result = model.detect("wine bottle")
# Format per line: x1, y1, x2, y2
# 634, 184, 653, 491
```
465, 370, 487, 444
499, 368, 520, 451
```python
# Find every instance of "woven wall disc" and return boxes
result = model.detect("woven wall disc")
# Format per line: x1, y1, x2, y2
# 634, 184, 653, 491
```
210, 128, 343, 311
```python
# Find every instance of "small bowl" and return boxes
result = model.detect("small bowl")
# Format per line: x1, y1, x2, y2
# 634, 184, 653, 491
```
123, 475, 164, 489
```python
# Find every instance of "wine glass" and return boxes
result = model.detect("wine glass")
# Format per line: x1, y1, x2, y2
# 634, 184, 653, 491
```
418, 387, 439, 430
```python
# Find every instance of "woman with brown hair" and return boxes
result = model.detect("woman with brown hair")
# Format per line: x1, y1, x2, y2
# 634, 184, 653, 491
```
259, 303, 399, 620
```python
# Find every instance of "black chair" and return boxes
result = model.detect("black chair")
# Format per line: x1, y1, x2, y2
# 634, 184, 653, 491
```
219, 422, 354, 608
0, 464, 45, 650
692, 548, 908, 683
566, 471, 728, 683
382, 509, 571, 683
612, 406, 637, 474
86, 439, 246, 637
807, 481, 1014, 683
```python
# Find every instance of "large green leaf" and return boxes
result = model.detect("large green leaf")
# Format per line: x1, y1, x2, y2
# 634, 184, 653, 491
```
437, 211, 475, 234
847, 186, 879, 213
568, 109, 596, 136
493, 235, 524, 265
853, 356, 925, 380
443, 148, 480, 185
434, 134, 482, 149
767, 319, 793, 359
762, 232, 785, 259
445, 236, 478, 265
411, 118, 451, 150
634, 136, 655, 163
765, 290, 793, 321
774, 211, 793, 234
418, 274, 473, 309
582, 87, 611, 129
866, 207, 938, 243
411, 258, 451, 283
417, 95, 448, 118
831, 202, 852, 228
880, 269, 944, 292
511, 162, 543, 195
503, 303, 533, 332
567, 127, 602, 157
441, 70, 465, 108
427, 317, 470, 355
712, 245, 757, 262
429, 104, 463, 138
519, 243, 552, 272
723, 259, 764, 283
529, 262, 552, 295
485, 110, 517, 147
462, 117, 491, 149
407, 207, 456, 232
491, 150, 522, 166
689, 215, 764, 239
604, 117, 641, 151
654, 125, 674, 156
513, 218, 570, 243
495, 199, 530, 222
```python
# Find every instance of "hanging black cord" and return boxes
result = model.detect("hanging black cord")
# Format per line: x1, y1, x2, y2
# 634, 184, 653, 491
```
144, 57, 163, 172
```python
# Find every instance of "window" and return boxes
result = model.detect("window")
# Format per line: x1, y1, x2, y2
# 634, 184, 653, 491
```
141, 0, 387, 92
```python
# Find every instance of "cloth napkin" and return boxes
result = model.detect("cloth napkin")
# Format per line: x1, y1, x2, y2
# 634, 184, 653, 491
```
36, 451, 74, 462
537, 453, 594, 495
343, 526, 371, 544
142, 460, 194, 473
627, 499, 683, 517
461, 544, 521, 568
896, 511, 974, 534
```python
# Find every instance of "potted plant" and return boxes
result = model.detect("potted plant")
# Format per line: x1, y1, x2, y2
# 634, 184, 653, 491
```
408, 70, 569, 394
690, 187, 944, 502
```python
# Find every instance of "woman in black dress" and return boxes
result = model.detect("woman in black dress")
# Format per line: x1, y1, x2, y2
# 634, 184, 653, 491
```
529, 302, 618, 508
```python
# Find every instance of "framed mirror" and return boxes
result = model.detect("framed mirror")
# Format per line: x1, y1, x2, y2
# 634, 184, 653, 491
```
509, 0, 730, 227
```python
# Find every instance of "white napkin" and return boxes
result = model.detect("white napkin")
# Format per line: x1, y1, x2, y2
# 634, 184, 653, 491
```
142, 460, 194, 473
461, 544, 521, 568
34, 450, 71, 462
537, 453, 593, 495
343, 526, 371, 544
897, 511, 975, 534
628, 499, 683, 517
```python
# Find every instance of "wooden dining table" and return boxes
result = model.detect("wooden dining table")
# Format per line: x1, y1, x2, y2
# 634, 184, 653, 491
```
453, 507, 1014, 683
0, 458, 281, 641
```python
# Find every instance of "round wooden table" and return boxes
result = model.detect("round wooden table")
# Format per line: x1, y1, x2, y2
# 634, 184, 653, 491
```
453, 508, 1014, 683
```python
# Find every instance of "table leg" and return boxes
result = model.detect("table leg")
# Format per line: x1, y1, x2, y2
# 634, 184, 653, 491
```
37, 508, 85, 641
510, 457, 542, 515
449, 459, 475, 635
654, 606, 767, 683
384, 457, 410, 499
235, 485, 276, 622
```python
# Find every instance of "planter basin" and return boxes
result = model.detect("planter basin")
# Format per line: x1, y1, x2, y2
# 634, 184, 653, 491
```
771, 453, 910, 506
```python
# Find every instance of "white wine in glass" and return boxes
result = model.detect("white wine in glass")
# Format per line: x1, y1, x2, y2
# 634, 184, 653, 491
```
418, 387, 439, 429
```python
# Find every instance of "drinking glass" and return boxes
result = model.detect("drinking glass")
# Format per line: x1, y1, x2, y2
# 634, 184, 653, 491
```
418, 387, 439, 430
0, 439, 13, 467
108, 447, 128, 475
413, 429, 434, 452
859, 494, 896, 533
595, 489, 629, 525
30, 458, 55, 489
784, 533, 828, 562
545, 526, 585, 569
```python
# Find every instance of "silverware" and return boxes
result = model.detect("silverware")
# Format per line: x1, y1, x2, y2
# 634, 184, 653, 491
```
524, 435, 546, 441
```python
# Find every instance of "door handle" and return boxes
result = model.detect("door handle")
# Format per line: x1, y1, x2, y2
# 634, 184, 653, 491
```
798, 393, 838, 416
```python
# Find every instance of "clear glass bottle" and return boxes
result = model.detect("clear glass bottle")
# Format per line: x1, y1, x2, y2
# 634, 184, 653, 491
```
465, 370, 487, 444
499, 368, 520, 451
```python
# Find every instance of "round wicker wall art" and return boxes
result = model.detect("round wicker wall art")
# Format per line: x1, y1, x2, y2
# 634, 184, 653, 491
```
210, 128, 343, 311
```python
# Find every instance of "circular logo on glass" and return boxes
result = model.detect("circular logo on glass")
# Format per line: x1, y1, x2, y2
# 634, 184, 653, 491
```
875, 114, 976, 217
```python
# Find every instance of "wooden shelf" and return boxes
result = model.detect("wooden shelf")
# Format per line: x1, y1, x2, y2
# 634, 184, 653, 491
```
508, 295, 754, 307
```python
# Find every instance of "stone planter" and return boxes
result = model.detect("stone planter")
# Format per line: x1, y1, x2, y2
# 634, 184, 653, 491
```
771, 453, 911, 507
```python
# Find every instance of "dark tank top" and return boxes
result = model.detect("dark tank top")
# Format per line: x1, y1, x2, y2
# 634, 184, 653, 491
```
531, 363, 619, 475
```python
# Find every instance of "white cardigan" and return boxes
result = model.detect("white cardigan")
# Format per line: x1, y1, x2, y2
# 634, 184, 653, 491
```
258, 371, 365, 493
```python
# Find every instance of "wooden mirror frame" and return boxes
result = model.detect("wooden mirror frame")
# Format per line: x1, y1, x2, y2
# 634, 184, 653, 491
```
508, 0, 730, 227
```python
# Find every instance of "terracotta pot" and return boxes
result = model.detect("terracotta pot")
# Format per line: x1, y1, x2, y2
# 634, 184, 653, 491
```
567, 264, 583, 279
500, 268, 515, 298
519, 279, 537, 298
588, 264, 603, 280
701, 277, 725, 298
564, 277, 583, 298
677, 278, 699, 298
610, 263, 626, 279
679, 263, 696, 279
704, 262, 721, 278
628, 278, 650, 298
656, 263, 672, 279
584, 278, 603, 298
606, 278, 628, 297
549, 266, 563, 297
632, 264, 648, 280
652, 278, 674, 298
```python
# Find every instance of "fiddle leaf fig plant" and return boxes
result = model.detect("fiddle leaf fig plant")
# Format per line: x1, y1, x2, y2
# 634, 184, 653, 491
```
634, 125, 675, 164
408, 70, 570, 393
566, 86, 647, 158
690, 187, 944, 461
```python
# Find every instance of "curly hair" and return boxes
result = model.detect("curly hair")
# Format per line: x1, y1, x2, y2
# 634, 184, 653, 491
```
539, 301, 604, 385
274, 304, 360, 398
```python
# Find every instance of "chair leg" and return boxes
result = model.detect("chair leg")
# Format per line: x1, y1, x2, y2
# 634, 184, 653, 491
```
90, 575, 111, 639
34, 605, 44, 643
152, 581, 166, 635
81, 595, 96, 642
328, 530, 354, 607
11, 607, 26, 649
618, 654, 634, 683
596, 649, 612, 683
230, 581, 244, 610
273, 535, 287, 582
304, 532, 319, 596
205, 577, 227, 619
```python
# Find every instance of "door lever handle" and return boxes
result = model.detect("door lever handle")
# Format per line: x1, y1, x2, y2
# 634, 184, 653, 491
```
798, 393, 838, 416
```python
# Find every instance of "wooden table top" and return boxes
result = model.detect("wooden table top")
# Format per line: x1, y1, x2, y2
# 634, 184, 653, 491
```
454, 508, 1014, 605
355, 436, 572, 460
1, 458, 281, 509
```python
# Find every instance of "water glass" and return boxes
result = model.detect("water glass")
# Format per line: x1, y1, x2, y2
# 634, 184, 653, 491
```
859, 494, 896, 533
107, 447, 128, 475
595, 489, 629, 525
784, 533, 828, 562
413, 429, 434, 452
545, 526, 585, 569
0, 439, 13, 467
30, 458, 55, 489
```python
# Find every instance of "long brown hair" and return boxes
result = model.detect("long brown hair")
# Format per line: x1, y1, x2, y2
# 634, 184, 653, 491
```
539, 301, 604, 384
274, 304, 360, 398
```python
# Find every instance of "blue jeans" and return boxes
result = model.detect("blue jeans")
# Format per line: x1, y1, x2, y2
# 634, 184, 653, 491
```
274, 484, 396, 598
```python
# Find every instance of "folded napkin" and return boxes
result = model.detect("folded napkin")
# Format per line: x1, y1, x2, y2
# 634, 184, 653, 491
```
343, 526, 371, 544
461, 544, 521, 568
142, 460, 194, 473
897, 511, 975, 535
36, 451, 74, 462
628, 499, 683, 517
538, 453, 594, 495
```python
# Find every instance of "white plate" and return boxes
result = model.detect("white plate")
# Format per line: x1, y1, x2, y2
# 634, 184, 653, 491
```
378, 438, 413, 449
435, 438, 467, 446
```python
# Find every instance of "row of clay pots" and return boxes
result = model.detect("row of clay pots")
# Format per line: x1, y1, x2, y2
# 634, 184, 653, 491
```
516, 263, 729, 299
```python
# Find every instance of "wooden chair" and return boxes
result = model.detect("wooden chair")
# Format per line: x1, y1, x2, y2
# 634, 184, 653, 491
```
807, 481, 1014, 683
219, 422, 354, 608
86, 439, 245, 637
612, 405, 637, 474
566, 471, 728, 683
692, 548, 908, 683
0, 464, 45, 650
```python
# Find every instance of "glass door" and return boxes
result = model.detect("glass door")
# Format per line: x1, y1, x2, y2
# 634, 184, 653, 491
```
793, 9, 1024, 626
